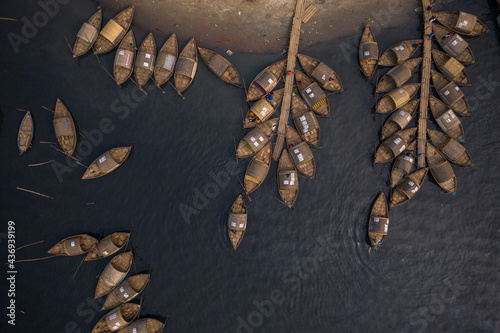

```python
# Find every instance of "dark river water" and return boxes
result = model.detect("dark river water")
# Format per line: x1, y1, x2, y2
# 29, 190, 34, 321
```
1, 0, 500, 332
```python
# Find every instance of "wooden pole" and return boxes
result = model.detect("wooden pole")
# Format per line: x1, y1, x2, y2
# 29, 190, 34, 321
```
16, 187, 54, 199
28, 160, 55, 167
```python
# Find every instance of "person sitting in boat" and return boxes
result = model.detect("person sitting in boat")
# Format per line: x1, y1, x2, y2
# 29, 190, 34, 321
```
247, 112, 257, 122
266, 92, 274, 101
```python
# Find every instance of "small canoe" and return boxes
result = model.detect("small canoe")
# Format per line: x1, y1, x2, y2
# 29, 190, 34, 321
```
286, 125, 315, 179
390, 140, 416, 188
427, 129, 474, 167
426, 142, 457, 194
198, 47, 242, 87
95, 251, 133, 299
291, 93, 320, 147
376, 57, 422, 93
374, 127, 417, 164
432, 49, 470, 85
432, 24, 475, 64
18, 111, 33, 155
375, 83, 420, 114
117, 318, 166, 333
390, 168, 428, 208
368, 193, 390, 248
429, 96, 464, 140
85, 232, 131, 261
72, 9, 102, 58
134, 33, 156, 88
434, 11, 490, 37
174, 38, 198, 94
228, 194, 247, 250
236, 118, 278, 159
154, 34, 178, 87
54, 99, 77, 156
113, 30, 136, 86
246, 59, 286, 101
380, 99, 419, 140
243, 88, 284, 128
277, 150, 299, 209
94, 6, 135, 55
47, 234, 98, 256
244, 142, 272, 195
359, 24, 379, 80
102, 274, 150, 310
297, 54, 343, 92
431, 70, 470, 116
378, 39, 422, 67
82, 146, 133, 180
91, 303, 140, 333
295, 70, 330, 117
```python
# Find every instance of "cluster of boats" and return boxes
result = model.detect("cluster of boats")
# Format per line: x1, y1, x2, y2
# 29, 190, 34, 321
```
359, 9, 488, 248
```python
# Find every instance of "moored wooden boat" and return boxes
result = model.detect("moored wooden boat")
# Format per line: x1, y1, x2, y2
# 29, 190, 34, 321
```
236, 118, 278, 159
291, 93, 320, 147
380, 99, 419, 140
94, 6, 134, 55
429, 96, 464, 140
154, 34, 178, 87
102, 274, 150, 310
91, 303, 140, 333
368, 193, 390, 248
198, 47, 242, 87
431, 70, 470, 116
434, 11, 489, 37
174, 38, 198, 94
427, 129, 474, 167
244, 88, 284, 128
432, 49, 470, 85
82, 146, 133, 180
113, 30, 136, 86
426, 142, 457, 194
285, 125, 315, 179
390, 140, 416, 188
85, 232, 131, 261
134, 33, 156, 88
378, 39, 422, 67
117, 318, 166, 333
432, 23, 475, 64
374, 127, 416, 164
95, 251, 133, 299
228, 194, 247, 250
18, 111, 33, 155
277, 150, 299, 209
375, 83, 420, 114
246, 59, 286, 101
358, 24, 379, 80
72, 9, 102, 58
376, 57, 422, 93
295, 70, 330, 117
297, 54, 343, 92
390, 168, 428, 208
244, 142, 272, 195
47, 234, 98, 256
54, 99, 77, 156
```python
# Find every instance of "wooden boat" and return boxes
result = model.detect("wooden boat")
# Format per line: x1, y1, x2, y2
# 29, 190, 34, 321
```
376, 58, 422, 93
297, 54, 343, 92
102, 274, 150, 310
390, 168, 428, 208
236, 118, 278, 159
94, 6, 134, 55
426, 142, 457, 194
378, 39, 422, 67
427, 129, 474, 167
82, 146, 133, 180
246, 59, 286, 101
72, 9, 102, 58
95, 251, 133, 299
18, 111, 33, 155
358, 24, 379, 80
368, 193, 390, 248
434, 11, 489, 37
380, 99, 419, 140
432, 49, 470, 85
113, 30, 136, 86
432, 23, 475, 64
375, 83, 420, 114
154, 34, 178, 87
286, 125, 315, 179
47, 234, 97, 256
277, 150, 299, 209
374, 127, 416, 164
134, 33, 156, 88
431, 70, 469, 116
117, 318, 166, 333
291, 93, 320, 147
228, 194, 247, 251
295, 70, 330, 117
429, 96, 464, 140
243, 88, 284, 128
174, 38, 198, 94
91, 303, 140, 333
198, 47, 242, 87
244, 142, 272, 195
390, 140, 416, 188
85, 232, 131, 261
54, 99, 77, 156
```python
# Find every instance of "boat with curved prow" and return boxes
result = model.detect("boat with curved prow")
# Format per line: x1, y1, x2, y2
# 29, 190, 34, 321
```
94, 6, 134, 55
91, 303, 140, 333
134, 33, 156, 88
297, 54, 343, 92
95, 251, 133, 299
82, 146, 133, 180
374, 127, 417, 164
18, 111, 33, 155
244, 89, 284, 128
244, 142, 272, 195
72, 9, 102, 58
198, 47, 242, 87
285, 125, 315, 179
375, 83, 420, 114
434, 11, 489, 37
378, 39, 422, 67
102, 274, 150, 310
54, 99, 77, 156
228, 194, 247, 251
154, 34, 178, 87
246, 59, 286, 101
432, 23, 474, 64
236, 118, 278, 159
277, 150, 299, 209
113, 30, 136, 86
295, 70, 330, 117
174, 38, 198, 94
380, 99, 419, 140
432, 49, 470, 85
376, 57, 421, 93
359, 24, 379, 80
427, 129, 474, 167
426, 142, 457, 194
368, 192, 390, 248
431, 70, 470, 116
390, 140, 416, 187
390, 168, 428, 208
47, 234, 97, 256
291, 93, 320, 147
85, 232, 131, 261
117, 318, 166, 333
429, 96, 464, 140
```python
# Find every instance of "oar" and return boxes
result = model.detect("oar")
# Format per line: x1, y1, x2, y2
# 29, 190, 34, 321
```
42, 106, 54, 113
12, 255, 57, 263
16, 187, 54, 199
151, 78, 166, 94
28, 160, 55, 167
15, 240, 44, 251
